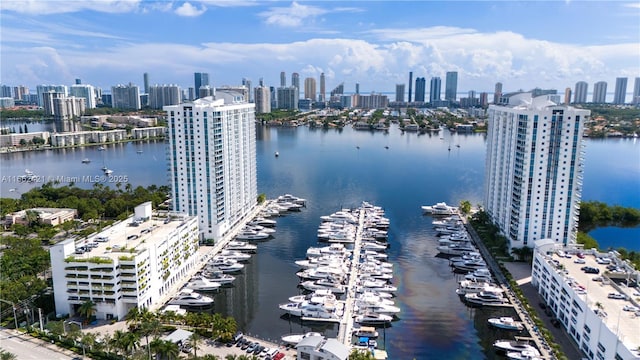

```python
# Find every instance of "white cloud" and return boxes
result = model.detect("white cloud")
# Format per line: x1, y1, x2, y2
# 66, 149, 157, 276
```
258, 2, 362, 28
175, 2, 207, 17
0, 0, 141, 14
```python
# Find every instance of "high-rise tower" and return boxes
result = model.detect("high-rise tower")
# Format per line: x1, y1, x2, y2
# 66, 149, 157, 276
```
573, 81, 588, 104
429, 77, 441, 103
408, 71, 413, 103
291, 73, 299, 91
484, 93, 589, 248
493, 82, 503, 104
280, 71, 286, 87
304, 77, 317, 101
613, 77, 628, 104
194, 72, 210, 98
319, 73, 325, 102
592, 81, 607, 103
165, 90, 257, 240
445, 71, 458, 102
414, 77, 426, 102
633, 77, 640, 105
395, 84, 405, 102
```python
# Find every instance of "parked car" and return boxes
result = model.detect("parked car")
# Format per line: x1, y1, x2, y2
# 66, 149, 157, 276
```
607, 293, 627, 300
573, 258, 585, 264
576, 252, 585, 259
622, 305, 639, 312
246, 342, 258, 353
253, 344, 265, 355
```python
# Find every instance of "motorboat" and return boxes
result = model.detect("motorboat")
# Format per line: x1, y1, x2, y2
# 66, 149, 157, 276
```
235, 230, 270, 241
169, 289, 214, 307
294, 255, 348, 269
464, 291, 509, 306
488, 317, 524, 331
352, 326, 379, 339
277, 194, 306, 206
281, 332, 321, 346
452, 259, 487, 272
435, 226, 466, 235
98, 146, 105, 151
456, 280, 502, 295
361, 241, 387, 251
103, 168, 113, 175
320, 211, 358, 224
185, 277, 222, 292
279, 300, 338, 317
493, 340, 540, 356
288, 289, 336, 304
421, 202, 458, 215
161, 304, 187, 316
437, 243, 477, 256
449, 252, 482, 263
355, 301, 401, 316
358, 282, 397, 293
219, 249, 252, 262
432, 216, 462, 226
249, 217, 277, 227
306, 244, 349, 258
506, 350, 543, 360
296, 266, 346, 281
81, 158, 91, 164
464, 268, 493, 281
207, 259, 244, 273
358, 288, 394, 299
200, 268, 236, 285
244, 224, 275, 234
299, 280, 346, 294
225, 241, 257, 253
355, 312, 393, 325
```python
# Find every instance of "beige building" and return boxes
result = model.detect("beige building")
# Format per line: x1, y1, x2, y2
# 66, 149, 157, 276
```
5, 207, 77, 226
0, 131, 50, 147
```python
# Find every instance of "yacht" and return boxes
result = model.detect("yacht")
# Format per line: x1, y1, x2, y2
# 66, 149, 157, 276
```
355, 301, 401, 316
225, 241, 257, 253
452, 259, 487, 272
98, 146, 105, 151
493, 340, 540, 356
464, 268, 493, 281
235, 229, 270, 241
219, 249, 252, 262
185, 277, 222, 292
432, 216, 462, 226
277, 194, 306, 206
358, 282, 397, 293
161, 304, 187, 316
355, 312, 393, 325
281, 332, 322, 346
421, 202, 458, 215
169, 289, 214, 307
352, 326, 379, 339
437, 243, 477, 256
103, 168, 113, 175
435, 226, 465, 235
81, 158, 91, 164
288, 289, 336, 304
299, 280, 346, 294
488, 317, 524, 331
296, 266, 346, 281
456, 280, 502, 295
275, 151, 279, 157
464, 291, 508, 306
361, 241, 387, 251
200, 269, 236, 285
207, 259, 244, 273
506, 350, 543, 360
249, 217, 277, 227
243, 224, 275, 234
279, 301, 339, 319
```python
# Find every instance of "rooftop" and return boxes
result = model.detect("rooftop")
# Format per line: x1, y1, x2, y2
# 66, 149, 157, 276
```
67, 212, 194, 262
545, 251, 640, 352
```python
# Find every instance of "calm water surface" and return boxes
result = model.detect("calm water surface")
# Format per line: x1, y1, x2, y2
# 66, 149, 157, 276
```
1, 122, 639, 359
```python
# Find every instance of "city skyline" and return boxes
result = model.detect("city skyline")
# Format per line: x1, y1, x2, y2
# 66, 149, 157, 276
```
1, 1, 639, 94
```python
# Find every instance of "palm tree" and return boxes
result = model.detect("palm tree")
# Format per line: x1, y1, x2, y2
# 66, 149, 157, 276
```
150, 338, 180, 360
225, 355, 238, 360
122, 331, 141, 357
80, 332, 97, 354
78, 299, 97, 324
112, 329, 128, 357
201, 355, 220, 360
188, 332, 202, 358
348, 349, 376, 360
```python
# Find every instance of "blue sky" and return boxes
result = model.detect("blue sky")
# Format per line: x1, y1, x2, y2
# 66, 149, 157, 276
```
1, 0, 639, 94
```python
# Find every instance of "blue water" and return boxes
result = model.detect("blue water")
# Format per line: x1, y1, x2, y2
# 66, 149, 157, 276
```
1, 122, 639, 359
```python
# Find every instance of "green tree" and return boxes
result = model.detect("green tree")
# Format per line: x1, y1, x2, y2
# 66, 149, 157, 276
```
78, 299, 96, 323
150, 338, 180, 360
348, 349, 376, 360
189, 332, 202, 358
257, 193, 266, 204
459, 200, 472, 215
0, 350, 17, 360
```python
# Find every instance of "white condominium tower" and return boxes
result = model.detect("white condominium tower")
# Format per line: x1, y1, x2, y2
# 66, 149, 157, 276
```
484, 93, 590, 248
165, 90, 257, 240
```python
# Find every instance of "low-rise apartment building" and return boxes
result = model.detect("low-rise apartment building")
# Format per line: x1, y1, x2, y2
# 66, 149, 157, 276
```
532, 239, 640, 360
50, 202, 200, 320
5, 207, 77, 226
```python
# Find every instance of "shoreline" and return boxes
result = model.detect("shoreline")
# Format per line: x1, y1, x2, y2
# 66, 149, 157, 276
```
0, 137, 166, 154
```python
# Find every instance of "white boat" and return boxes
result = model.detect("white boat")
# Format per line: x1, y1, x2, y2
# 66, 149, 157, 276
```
437, 243, 477, 256
352, 326, 379, 338
200, 269, 236, 285
300, 280, 346, 294
279, 301, 340, 319
225, 241, 257, 253
249, 217, 277, 227
288, 289, 336, 304
358, 282, 397, 293
207, 259, 244, 273
161, 304, 187, 316
506, 350, 543, 360
103, 168, 113, 175
281, 332, 322, 346
244, 224, 275, 234
456, 280, 502, 295
81, 158, 91, 164
464, 268, 493, 281
435, 226, 465, 235
355, 301, 401, 315
169, 289, 214, 307
235, 230, 270, 241
297, 266, 346, 281
452, 259, 487, 272
355, 312, 393, 325
277, 194, 306, 205
219, 249, 252, 262
98, 146, 105, 151
488, 317, 524, 331
493, 340, 540, 356
421, 202, 458, 215
465, 291, 508, 306
361, 241, 387, 251
275, 151, 279, 157
185, 277, 222, 292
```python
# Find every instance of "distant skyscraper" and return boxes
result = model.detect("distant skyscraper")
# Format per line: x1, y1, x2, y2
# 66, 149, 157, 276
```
395, 84, 405, 102
42, 91, 64, 116
165, 90, 257, 240
414, 77, 426, 102
280, 71, 286, 87
319, 73, 325, 102
69, 84, 97, 109
291, 73, 299, 90
564, 88, 572, 104
75, 78, 82, 85
408, 72, 413, 103
593, 81, 607, 103
13, 85, 29, 101
254, 86, 271, 113
573, 81, 588, 104
143, 73, 150, 94
111, 83, 141, 110
304, 77, 316, 100
242, 78, 252, 102
199, 86, 214, 99
493, 82, 503, 104
445, 71, 458, 102
479, 92, 488, 107
0, 85, 11, 98
429, 77, 441, 103
633, 77, 640, 105
355, 83, 360, 95
188, 87, 195, 101
485, 92, 589, 247
148, 84, 181, 109
277, 86, 299, 110
194, 72, 210, 98
613, 77, 628, 104
36, 85, 67, 107
259, 78, 264, 87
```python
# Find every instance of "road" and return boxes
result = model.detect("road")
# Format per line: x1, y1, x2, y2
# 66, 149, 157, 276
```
0, 329, 77, 360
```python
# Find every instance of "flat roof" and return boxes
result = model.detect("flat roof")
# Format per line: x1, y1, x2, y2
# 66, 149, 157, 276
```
71, 213, 194, 261
550, 253, 639, 352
